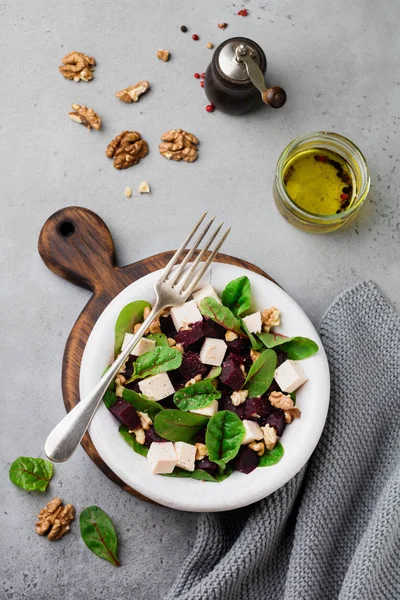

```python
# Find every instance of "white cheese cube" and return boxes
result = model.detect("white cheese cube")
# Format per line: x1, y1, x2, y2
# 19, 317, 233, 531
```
170, 300, 203, 331
121, 333, 156, 356
242, 311, 262, 334
199, 337, 227, 366
241, 420, 264, 445
147, 442, 177, 474
192, 284, 221, 308
174, 441, 196, 472
274, 359, 308, 393
138, 372, 175, 401
190, 399, 219, 417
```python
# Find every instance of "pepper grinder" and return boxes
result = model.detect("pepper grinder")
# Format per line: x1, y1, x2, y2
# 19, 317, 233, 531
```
204, 37, 286, 115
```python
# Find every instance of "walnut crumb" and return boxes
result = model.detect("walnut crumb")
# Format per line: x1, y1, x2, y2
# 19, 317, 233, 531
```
69, 104, 101, 130
125, 187, 132, 198
36, 498, 74, 540
249, 441, 265, 456
206, 42, 214, 49
230, 390, 248, 406
261, 307, 281, 332
261, 424, 278, 451
269, 390, 294, 411
115, 376, 125, 397
250, 349, 261, 362
225, 331, 238, 342
195, 443, 208, 460
138, 181, 150, 194
240, 364, 247, 376
168, 337, 176, 347
284, 407, 301, 423
157, 49, 170, 62
130, 427, 145, 445
137, 411, 152, 430
185, 374, 202, 387
175, 343, 184, 354
143, 306, 161, 333
133, 322, 142, 334
115, 81, 149, 103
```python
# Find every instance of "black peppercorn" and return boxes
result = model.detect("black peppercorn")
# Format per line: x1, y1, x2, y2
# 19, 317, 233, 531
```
180, 25, 188, 32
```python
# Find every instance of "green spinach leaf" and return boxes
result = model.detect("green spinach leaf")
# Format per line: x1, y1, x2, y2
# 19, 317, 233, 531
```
119, 426, 148, 457
122, 388, 164, 418
244, 349, 277, 397
163, 466, 233, 482
200, 298, 247, 338
103, 390, 117, 409
241, 321, 264, 350
174, 380, 221, 411
221, 276, 251, 317
114, 300, 151, 357
9, 457, 53, 492
146, 333, 169, 347
206, 366, 222, 380
154, 410, 209, 443
257, 332, 319, 360
206, 410, 245, 471
258, 442, 284, 467
126, 347, 182, 383
79, 506, 120, 567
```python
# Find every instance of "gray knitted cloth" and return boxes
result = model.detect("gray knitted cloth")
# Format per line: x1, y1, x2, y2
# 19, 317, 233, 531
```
166, 282, 400, 600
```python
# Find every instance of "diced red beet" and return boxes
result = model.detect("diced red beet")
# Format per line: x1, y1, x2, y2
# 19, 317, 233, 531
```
110, 399, 141, 430
220, 395, 245, 419
195, 429, 206, 444
226, 338, 249, 355
122, 355, 137, 381
144, 426, 167, 447
174, 321, 205, 347
266, 379, 282, 395
229, 352, 245, 364
202, 317, 226, 339
276, 350, 286, 367
244, 397, 272, 421
168, 369, 186, 390
160, 314, 177, 337
195, 458, 219, 477
220, 354, 245, 390
260, 409, 286, 437
179, 351, 208, 382
232, 446, 259, 474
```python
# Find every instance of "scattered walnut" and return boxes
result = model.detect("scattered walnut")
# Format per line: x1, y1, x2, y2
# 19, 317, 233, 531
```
218, 23, 228, 29
36, 497, 75, 541
284, 407, 301, 423
159, 129, 199, 162
185, 374, 202, 387
157, 49, 170, 62
195, 443, 208, 460
231, 390, 248, 406
261, 424, 278, 451
240, 364, 247, 377
125, 187, 132, 198
138, 181, 150, 194
115, 376, 125, 397
59, 51, 95, 82
68, 104, 101, 130
225, 331, 238, 342
269, 390, 294, 411
115, 80, 150, 103
143, 306, 161, 333
137, 411, 152, 430
206, 42, 214, 49
133, 322, 142, 334
106, 131, 148, 170
175, 343, 184, 354
250, 349, 261, 362
261, 307, 281, 332
130, 427, 145, 445
168, 337, 176, 347
249, 441, 265, 456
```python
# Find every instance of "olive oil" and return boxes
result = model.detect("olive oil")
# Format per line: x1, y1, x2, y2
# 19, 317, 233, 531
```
283, 149, 355, 216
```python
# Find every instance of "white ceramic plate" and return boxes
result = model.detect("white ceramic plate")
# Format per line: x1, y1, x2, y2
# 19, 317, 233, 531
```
80, 263, 330, 512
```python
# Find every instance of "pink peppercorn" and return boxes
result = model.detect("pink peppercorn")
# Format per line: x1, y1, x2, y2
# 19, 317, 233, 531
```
192, 34, 199, 40
206, 104, 215, 112
201, 72, 205, 79
238, 9, 248, 16
194, 73, 200, 79
200, 81, 204, 88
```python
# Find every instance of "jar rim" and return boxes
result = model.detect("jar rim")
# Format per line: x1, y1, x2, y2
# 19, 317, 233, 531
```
275, 131, 371, 222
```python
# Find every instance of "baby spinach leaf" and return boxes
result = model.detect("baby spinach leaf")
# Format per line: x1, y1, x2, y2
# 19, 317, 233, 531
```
126, 347, 182, 383
257, 332, 319, 360
79, 506, 120, 567
146, 333, 169, 347
9, 457, 53, 492
122, 388, 164, 419
114, 300, 151, 357
119, 426, 148, 457
154, 410, 209, 443
174, 380, 221, 411
207, 366, 222, 380
103, 390, 117, 409
221, 276, 251, 317
244, 349, 277, 397
242, 322, 264, 350
206, 410, 245, 471
258, 442, 284, 467
163, 466, 233, 482
200, 298, 247, 338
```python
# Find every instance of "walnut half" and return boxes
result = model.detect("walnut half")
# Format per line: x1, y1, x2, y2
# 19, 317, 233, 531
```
159, 129, 199, 162
36, 497, 75, 540
115, 81, 150, 103
69, 104, 101, 130
106, 131, 149, 170
59, 51, 95, 82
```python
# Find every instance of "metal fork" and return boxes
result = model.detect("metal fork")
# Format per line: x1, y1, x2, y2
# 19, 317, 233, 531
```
45, 213, 230, 462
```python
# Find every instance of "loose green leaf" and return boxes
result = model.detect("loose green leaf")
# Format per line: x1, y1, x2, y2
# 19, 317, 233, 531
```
242, 322, 264, 350
146, 333, 169, 347
221, 276, 251, 317
127, 347, 182, 383
206, 410, 245, 471
114, 300, 151, 357
259, 442, 284, 467
122, 388, 164, 419
289, 390, 296, 405
207, 366, 222, 380
244, 349, 277, 397
163, 466, 233, 482
154, 410, 209, 443
257, 332, 319, 360
119, 426, 148, 457
9, 457, 53, 492
80, 506, 120, 567
103, 390, 117, 409
174, 380, 221, 411
200, 297, 247, 338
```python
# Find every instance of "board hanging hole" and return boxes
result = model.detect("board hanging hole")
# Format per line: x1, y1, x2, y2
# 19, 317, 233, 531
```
59, 221, 75, 237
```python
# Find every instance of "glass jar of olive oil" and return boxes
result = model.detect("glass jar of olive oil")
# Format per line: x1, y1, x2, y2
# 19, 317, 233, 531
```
273, 132, 370, 233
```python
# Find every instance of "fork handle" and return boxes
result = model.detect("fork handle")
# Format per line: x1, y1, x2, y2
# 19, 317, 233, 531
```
44, 302, 164, 462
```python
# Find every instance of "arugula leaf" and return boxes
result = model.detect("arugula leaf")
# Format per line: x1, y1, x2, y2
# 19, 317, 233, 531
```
79, 506, 120, 567
114, 300, 151, 358
126, 347, 182, 383
154, 410, 209, 443
119, 426, 148, 457
122, 388, 163, 419
244, 349, 277, 397
174, 380, 221, 411
146, 333, 169, 347
258, 442, 284, 467
206, 410, 245, 471
257, 332, 319, 360
163, 466, 233, 482
200, 298, 247, 338
221, 276, 251, 317
103, 390, 117, 409
9, 457, 53, 492
207, 366, 222, 380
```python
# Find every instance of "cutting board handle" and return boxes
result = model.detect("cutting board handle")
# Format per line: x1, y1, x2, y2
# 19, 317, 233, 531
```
38, 206, 116, 292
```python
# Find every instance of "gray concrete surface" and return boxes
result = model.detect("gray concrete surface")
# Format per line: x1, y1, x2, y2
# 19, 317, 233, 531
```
1, 0, 399, 598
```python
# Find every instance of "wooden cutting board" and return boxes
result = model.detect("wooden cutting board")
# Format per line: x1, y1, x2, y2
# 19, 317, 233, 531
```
38, 206, 275, 501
